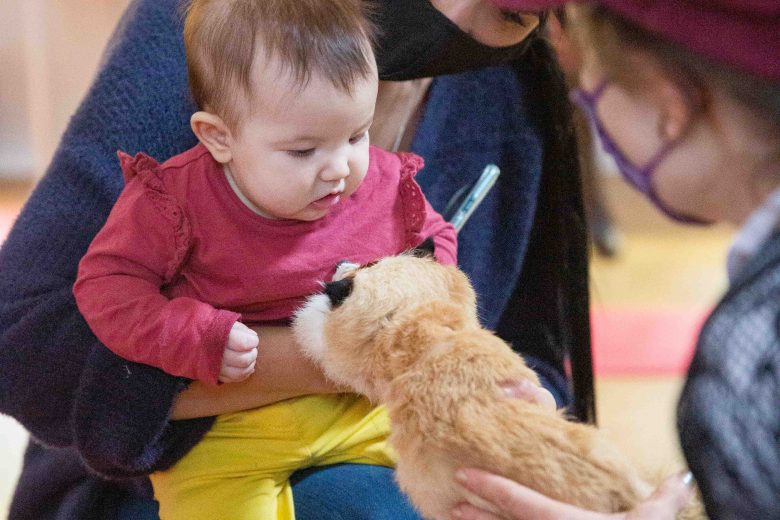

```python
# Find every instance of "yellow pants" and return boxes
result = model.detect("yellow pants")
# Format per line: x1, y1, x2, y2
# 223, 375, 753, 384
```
150, 394, 394, 520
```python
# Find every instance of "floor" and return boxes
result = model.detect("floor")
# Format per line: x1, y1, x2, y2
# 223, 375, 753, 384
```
0, 181, 34, 518
0, 177, 735, 516
589, 178, 733, 475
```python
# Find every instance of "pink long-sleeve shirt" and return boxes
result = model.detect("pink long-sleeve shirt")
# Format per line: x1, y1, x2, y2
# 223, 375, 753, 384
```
74, 144, 456, 385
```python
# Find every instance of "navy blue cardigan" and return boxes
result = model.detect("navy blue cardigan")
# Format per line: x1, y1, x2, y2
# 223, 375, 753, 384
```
0, 0, 589, 517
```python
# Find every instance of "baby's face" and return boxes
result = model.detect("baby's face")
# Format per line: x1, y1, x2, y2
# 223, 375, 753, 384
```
226, 56, 378, 221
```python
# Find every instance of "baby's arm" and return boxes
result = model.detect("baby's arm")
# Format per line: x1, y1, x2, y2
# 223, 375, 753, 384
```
74, 178, 251, 385
420, 197, 458, 265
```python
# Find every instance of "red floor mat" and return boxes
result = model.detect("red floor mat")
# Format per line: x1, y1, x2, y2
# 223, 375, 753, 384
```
591, 307, 709, 376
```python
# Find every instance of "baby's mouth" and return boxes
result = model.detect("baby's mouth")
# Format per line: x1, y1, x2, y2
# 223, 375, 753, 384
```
311, 191, 342, 208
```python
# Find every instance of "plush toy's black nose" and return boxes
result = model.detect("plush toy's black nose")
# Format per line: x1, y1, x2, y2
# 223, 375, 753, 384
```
324, 277, 354, 307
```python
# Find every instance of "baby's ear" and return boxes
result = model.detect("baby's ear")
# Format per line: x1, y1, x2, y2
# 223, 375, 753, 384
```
410, 237, 436, 258
191, 111, 232, 164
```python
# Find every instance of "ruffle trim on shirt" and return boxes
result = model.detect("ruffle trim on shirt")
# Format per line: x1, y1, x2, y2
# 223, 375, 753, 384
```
397, 152, 427, 248
117, 151, 192, 281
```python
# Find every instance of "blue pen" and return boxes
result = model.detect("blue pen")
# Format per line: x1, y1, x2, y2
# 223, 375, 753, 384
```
449, 164, 501, 232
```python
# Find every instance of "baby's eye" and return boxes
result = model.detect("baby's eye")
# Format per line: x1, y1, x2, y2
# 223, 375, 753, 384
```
287, 148, 315, 158
349, 132, 368, 145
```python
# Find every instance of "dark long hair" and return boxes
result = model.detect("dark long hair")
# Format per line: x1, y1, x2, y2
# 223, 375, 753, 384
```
497, 34, 595, 423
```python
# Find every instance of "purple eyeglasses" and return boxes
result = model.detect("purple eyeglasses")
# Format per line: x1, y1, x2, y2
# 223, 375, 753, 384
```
570, 81, 706, 225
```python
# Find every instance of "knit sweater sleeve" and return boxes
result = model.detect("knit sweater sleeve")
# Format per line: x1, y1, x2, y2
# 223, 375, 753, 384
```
0, 0, 214, 477
74, 154, 240, 385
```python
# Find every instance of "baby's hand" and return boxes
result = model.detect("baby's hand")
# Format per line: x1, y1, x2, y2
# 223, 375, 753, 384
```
219, 322, 259, 383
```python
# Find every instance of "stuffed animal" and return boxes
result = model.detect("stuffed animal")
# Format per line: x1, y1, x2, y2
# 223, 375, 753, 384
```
293, 246, 700, 520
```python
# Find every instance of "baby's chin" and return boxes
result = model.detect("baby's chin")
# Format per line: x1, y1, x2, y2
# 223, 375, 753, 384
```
268, 204, 334, 222
298, 189, 358, 221
301, 209, 336, 222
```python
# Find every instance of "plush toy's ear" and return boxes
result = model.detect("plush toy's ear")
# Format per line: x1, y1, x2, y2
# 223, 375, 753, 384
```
324, 277, 354, 307
410, 237, 436, 258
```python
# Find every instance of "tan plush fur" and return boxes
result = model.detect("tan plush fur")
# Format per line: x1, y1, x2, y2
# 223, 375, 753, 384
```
293, 254, 701, 520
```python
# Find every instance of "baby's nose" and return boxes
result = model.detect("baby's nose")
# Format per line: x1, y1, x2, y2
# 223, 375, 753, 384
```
321, 156, 350, 181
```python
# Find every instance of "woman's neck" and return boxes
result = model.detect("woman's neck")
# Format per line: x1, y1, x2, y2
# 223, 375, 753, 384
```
371, 79, 432, 152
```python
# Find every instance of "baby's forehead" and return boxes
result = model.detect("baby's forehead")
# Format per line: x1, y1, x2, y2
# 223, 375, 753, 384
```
244, 50, 377, 108
251, 36, 376, 84
247, 49, 312, 91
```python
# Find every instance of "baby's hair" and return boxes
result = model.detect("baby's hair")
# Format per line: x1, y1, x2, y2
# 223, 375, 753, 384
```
183, 0, 376, 129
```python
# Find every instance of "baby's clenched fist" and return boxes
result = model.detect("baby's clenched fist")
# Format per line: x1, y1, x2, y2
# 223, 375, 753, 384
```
219, 322, 259, 383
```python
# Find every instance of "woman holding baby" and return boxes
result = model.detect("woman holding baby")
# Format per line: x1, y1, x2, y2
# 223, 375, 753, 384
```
455, 1, 780, 519
0, 0, 590, 519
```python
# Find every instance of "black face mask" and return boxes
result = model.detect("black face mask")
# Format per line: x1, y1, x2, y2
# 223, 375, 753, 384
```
372, 0, 544, 81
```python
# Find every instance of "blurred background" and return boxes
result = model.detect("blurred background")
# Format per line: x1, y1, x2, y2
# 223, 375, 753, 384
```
0, 2, 130, 516
0, 3, 734, 517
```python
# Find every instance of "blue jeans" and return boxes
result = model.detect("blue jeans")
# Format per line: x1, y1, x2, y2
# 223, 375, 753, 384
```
117, 463, 421, 520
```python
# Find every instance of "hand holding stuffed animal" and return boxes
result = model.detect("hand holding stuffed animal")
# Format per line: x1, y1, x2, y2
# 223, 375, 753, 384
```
293, 249, 701, 520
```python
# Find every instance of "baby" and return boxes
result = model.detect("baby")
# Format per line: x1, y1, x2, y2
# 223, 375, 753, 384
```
73, 1, 456, 518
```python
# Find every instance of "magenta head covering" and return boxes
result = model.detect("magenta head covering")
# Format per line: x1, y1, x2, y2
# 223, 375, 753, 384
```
491, 0, 780, 82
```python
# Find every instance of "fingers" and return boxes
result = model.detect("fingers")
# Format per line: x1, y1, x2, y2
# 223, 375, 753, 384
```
627, 471, 695, 520
454, 468, 556, 520
452, 468, 694, 520
220, 341, 257, 382
451, 502, 504, 520
500, 379, 557, 412
229, 322, 260, 351
219, 360, 257, 383
220, 323, 259, 383
454, 469, 610, 520
224, 346, 258, 367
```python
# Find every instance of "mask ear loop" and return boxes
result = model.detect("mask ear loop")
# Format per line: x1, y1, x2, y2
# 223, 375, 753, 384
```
644, 78, 711, 223
570, 81, 711, 224
572, 79, 675, 189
